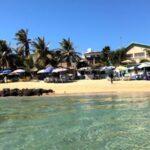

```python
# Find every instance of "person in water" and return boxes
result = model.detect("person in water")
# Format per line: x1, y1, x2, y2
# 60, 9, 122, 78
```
108, 69, 114, 84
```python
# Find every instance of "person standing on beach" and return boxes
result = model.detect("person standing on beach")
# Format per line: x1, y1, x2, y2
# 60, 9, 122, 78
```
108, 69, 114, 84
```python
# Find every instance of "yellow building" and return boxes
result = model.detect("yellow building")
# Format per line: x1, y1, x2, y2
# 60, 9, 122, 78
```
126, 43, 150, 63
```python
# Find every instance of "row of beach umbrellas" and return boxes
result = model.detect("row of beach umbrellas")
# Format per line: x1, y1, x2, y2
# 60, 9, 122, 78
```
0, 69, 25, 75
78, 63, 150, 73
0, 67, 69, 76
1, 62, 150, 75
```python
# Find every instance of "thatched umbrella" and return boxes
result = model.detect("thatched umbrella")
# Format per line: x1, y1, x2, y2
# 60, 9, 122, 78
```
121, 60, 133, 64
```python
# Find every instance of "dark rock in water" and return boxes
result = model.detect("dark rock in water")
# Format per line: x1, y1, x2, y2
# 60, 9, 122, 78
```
0, 88, 54, 97
38, 88, 43, 96
2, 88, 10, 97
48, 89, 54, 93
22, 89, 31, 96
18, 90, 23, 96
10, 88, 19, 96
43, 89, 54, 94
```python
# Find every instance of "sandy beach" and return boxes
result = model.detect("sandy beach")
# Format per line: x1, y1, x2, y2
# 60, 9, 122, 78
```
0, 79, 150, 95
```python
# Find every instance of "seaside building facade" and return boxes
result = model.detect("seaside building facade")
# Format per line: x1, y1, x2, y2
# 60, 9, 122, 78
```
84, 48, 101, 66
126, 43, 150, 63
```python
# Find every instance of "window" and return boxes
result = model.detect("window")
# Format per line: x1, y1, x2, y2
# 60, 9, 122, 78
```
127, 54, 133, 58
134, 52, 145, 58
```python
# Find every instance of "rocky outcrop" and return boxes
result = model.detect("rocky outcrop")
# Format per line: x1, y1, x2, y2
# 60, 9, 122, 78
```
0, 88, 54, 97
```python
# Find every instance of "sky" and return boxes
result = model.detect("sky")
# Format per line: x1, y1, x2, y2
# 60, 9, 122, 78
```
0, 0, 150, 53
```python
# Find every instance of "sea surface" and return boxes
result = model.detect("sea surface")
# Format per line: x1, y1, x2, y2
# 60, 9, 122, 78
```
0, 93, 150, 150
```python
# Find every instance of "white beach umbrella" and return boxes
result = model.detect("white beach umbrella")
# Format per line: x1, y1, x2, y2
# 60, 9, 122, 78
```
128, 66, 135, 70
107, 66, 115, 70
138, 62, 150, 69
52, 68, 68, 73
116, 66, 127, 71
37, 69, 46, 74
78, 67, 91, 71
12, 69, 25, 74
121, 60, 133, 64
101, 66, 115, 71
100, 66, 107, 71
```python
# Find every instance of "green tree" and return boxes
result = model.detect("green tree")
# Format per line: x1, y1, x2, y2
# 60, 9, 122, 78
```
101, 46, 111, 65
140, 59, 150, 63
15, 29, 32, 69
110, 47, 127, 65
32, 37, 53, 69
0, 40, 15, 69
59, 38, 80, 68
145, 49, 150, 57
15, 29, 31, 57
15, 46, 24, 67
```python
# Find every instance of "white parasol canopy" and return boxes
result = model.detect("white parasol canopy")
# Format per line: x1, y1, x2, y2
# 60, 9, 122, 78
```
121, 60, 133, 64
52, 68, 68, 73
100, 66, 115, 71
116, 66, 127, 71
128, 66, 135, 70
138, 62, 150, 69
37, 69, 46, 74
12, 69, 25, 74
78, 67, 91, 71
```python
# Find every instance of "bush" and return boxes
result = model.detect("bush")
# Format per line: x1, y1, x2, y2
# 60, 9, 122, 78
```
140, 59, 150, 63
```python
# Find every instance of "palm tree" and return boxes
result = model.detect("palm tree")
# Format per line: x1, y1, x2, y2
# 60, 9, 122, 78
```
32, 37, 53, 69
59, 38, 81, 68
101, 46, 111, 65
16, 46, 24, 67
110, 47, 127, 65
0, 40, 15, 69
15, 29, 31, 58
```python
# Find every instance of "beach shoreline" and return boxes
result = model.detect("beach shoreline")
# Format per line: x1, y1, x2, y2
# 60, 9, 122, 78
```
0, 79, 150, 96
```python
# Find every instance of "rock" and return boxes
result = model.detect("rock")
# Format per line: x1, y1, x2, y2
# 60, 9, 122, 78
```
10, 89, 19, 96
2, 88, 10, 97
0, 88, 55, 97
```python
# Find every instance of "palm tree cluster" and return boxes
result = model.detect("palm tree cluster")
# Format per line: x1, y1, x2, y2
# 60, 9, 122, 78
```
100, 46, 127, 66
0, 29, 81, 70
0, 29, 128, 71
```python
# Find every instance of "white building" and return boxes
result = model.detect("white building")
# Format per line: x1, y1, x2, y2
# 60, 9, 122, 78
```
126, 43, 150, 63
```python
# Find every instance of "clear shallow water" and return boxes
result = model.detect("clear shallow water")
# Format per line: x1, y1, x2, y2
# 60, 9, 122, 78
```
0, 94, 150, 150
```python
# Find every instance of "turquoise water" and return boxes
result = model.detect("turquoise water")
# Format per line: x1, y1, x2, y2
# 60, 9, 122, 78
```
0, 94, 150, 150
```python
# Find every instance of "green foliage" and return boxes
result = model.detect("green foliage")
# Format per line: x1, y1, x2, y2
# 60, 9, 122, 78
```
24, 55, 34, 71
0, 29, 132, 70
15, 29, 31, 57
0, 40, 16, 69
140, 59, 150, 63
110, 47, 127, 65
59, 38, 80, 67
101, 46, 111, 65
146, 50, 150, 57
60, 38, 74, 51
32, 37, 54, 69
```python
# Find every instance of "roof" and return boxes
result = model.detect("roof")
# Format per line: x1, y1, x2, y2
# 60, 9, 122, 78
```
126, 43, 150, 51
84, 51, 101, 56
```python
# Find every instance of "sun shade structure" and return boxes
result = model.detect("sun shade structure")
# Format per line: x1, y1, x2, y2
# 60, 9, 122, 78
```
37, 67, 53, 74
78, 67, 91, 71
45, 67, 53, 73
116, 66, 127, 71
37, 69, 46, 74
100, 66, 115, 71
121, 60, 133, 64
11, 69, 25, 74
0, 69, 12, 75
138, 62, 150, 69
30, 67, 38, 72
52, 68, 68, 73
